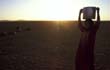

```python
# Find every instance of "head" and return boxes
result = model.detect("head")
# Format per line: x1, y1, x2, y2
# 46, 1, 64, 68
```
85, 19, 94, 28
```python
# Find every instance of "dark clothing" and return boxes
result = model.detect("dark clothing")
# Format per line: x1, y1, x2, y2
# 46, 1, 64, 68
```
75, 22, 99, 70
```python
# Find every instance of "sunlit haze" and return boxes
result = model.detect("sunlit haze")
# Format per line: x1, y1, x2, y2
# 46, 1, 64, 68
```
0, 0, 109, 21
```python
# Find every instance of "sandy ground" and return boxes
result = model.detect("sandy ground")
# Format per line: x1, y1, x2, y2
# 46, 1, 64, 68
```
0, 21, 110, 70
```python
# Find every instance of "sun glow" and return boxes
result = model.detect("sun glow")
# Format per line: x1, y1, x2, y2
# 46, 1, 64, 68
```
0, 0, 109, 20
19, 0, 83, 20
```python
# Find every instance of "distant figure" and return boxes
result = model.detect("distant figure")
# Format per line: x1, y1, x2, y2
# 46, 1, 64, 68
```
75, 8, 100, 70
16, 26, 22, 32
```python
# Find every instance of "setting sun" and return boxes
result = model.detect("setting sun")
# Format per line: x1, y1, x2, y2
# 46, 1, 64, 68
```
34, 0, 81, 20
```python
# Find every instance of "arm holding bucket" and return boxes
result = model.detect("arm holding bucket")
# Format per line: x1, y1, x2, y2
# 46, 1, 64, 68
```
78, 9, 88, 32
94, 8, 100, 29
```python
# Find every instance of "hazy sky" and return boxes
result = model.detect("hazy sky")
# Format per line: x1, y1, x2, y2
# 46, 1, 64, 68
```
0, 0, 109, 20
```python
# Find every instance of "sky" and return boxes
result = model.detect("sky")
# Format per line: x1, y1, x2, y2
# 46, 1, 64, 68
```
0, 0, 109, 21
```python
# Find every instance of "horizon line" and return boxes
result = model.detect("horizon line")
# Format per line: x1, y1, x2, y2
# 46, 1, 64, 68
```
0, 19, 110, 22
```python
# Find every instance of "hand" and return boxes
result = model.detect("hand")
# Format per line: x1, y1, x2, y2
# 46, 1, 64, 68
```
96, 7, 100, 14
97, 7, 100, 11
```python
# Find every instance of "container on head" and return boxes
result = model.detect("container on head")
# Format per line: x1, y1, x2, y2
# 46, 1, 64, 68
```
82, 7, 96, 19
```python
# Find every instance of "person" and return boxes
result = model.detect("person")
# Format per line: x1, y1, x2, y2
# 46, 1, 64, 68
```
16, 26, 22, 32
75, 8, 100, 70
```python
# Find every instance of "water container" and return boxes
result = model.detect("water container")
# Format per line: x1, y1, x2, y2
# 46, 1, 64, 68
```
82, 7, 96, 19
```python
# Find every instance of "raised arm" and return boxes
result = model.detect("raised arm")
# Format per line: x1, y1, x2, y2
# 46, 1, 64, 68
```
78, 9, 87, 32
94, 7, 100, 29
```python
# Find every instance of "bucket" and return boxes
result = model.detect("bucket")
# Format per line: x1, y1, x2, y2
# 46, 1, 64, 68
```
82, 7, 96, 19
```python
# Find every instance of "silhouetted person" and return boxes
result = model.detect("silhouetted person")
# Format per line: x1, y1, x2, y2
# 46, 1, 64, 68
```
75, 8, 100, 70
16, 26, 22, 32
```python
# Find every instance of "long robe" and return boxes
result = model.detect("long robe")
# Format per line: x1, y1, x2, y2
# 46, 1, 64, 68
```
75, 22, 99, 70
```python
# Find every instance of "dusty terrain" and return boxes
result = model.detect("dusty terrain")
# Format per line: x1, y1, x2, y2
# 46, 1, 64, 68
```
0, 21, 110, 70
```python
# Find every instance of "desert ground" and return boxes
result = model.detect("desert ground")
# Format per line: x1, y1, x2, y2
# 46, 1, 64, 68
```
0, 21, 110, 70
